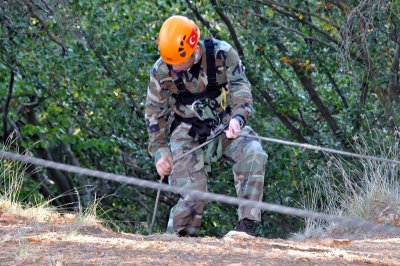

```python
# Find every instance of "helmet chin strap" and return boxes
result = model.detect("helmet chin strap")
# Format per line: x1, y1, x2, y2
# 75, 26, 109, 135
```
193, 45, 202, 64
174, 46, 202, 73
187, 51, 202, 72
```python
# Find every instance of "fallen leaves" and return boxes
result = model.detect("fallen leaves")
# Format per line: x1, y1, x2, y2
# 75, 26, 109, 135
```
26, 236, 42, 243
1, 209, 400, 266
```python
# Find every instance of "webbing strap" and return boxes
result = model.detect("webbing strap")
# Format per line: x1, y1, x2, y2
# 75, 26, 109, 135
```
170, 38, 223, 105
175, 76, 189, 96
204, 38, 218, 91
170, 114, 218, 144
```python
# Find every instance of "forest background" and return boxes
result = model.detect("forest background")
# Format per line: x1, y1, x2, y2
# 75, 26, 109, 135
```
1, 0, 399, 238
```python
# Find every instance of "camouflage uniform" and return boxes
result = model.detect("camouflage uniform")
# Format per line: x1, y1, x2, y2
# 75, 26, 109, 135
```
145, 38, 268, 234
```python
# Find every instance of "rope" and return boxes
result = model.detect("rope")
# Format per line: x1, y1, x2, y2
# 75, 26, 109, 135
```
172, 131, 400, 169
239, 133, 400, 165
149, 176, 164, 234
172, 137, 217, 163
1, 150, 400, 234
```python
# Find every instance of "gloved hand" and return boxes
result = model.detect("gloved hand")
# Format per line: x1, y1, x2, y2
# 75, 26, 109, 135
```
156, 155, 172, 177
226, 118, 242, 139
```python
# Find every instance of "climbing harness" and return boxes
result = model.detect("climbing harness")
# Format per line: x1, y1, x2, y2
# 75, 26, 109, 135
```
172, 122, 229, 164
168, 38, 229, 144
169, 38, 227, 106
167, 38, 231, 167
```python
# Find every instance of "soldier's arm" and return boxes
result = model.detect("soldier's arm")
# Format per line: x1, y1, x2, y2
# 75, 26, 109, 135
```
144, 67, 172, 163
225, 47, 254, 124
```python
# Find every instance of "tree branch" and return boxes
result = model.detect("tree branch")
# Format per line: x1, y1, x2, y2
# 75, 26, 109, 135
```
22, 0, 66, 55
258, 90, 309, 143
23, 98, 79, 211
253, 6, 349, 146
210, 0, 244, 57
273, 35, 348, 147
3, 70, 14, 141
185, 0, 222, 39
59, 141, 92, 206
265, 57, 315, 135
253, 0, 340, 45
389, 41, 400, 103
252, 13, 337, 50
319, 61, 349, 109
254, 0, 340, 29
324, 0, 348, 14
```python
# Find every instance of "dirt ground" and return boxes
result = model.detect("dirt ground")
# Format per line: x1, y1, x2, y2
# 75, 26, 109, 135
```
1, 211, 399, 266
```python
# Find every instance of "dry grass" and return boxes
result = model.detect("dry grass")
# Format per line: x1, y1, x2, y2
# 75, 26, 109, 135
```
0, 140, 28, 204
0, 199, 56, 222
0, 137, 103, 229
293, 129, 400, 240
2, 136, 400, 265
0, 138, 109, 264
0, 194, 103, 229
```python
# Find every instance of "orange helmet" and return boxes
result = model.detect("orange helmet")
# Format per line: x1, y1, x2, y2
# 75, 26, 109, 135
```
158, 16, 200, 65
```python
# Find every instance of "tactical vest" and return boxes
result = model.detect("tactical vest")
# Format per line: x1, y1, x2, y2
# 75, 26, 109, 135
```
169, 38, 230, 143
171, 38, 227, 105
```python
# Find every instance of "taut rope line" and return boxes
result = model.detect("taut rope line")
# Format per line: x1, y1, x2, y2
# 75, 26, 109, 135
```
1, 150, 400, 234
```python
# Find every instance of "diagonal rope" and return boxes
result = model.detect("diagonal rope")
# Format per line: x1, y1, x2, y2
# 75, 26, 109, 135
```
239, 133, 400, 165
1, 150, 400, 234
172, 131, 400, 169
172, 137, 217, 164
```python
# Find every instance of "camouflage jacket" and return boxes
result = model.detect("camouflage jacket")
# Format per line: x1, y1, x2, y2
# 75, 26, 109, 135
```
145, 38, 254, 162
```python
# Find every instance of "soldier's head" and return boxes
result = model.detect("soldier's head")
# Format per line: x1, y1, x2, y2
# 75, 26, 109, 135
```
158, 15, 202, 72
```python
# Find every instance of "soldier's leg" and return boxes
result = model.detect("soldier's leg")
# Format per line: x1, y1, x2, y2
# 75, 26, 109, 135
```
222, 126, 268, 221
166, 123, 208, 235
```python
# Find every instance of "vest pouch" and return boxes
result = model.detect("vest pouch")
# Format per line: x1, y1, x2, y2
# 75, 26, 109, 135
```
188, 118, 218, 144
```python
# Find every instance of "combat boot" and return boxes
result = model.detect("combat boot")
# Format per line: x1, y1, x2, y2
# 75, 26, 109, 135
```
234, 218, 256, 236
177, 227, 204, 237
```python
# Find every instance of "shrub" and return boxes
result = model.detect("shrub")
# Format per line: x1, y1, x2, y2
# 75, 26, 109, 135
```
293, 129, 400, 240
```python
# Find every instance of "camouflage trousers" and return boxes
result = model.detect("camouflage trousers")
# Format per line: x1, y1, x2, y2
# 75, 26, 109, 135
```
166, 122, 268, 234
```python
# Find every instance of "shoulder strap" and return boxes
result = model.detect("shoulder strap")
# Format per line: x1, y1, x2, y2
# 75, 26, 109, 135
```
168, 38, 224, 105
167, 64, 191, 96
204, 38, 218, 91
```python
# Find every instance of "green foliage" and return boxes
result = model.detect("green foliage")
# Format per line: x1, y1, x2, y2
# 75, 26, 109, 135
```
1, 0, 399, 239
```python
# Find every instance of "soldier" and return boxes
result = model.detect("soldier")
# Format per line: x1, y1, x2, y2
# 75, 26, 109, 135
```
145, 15, 268, 237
